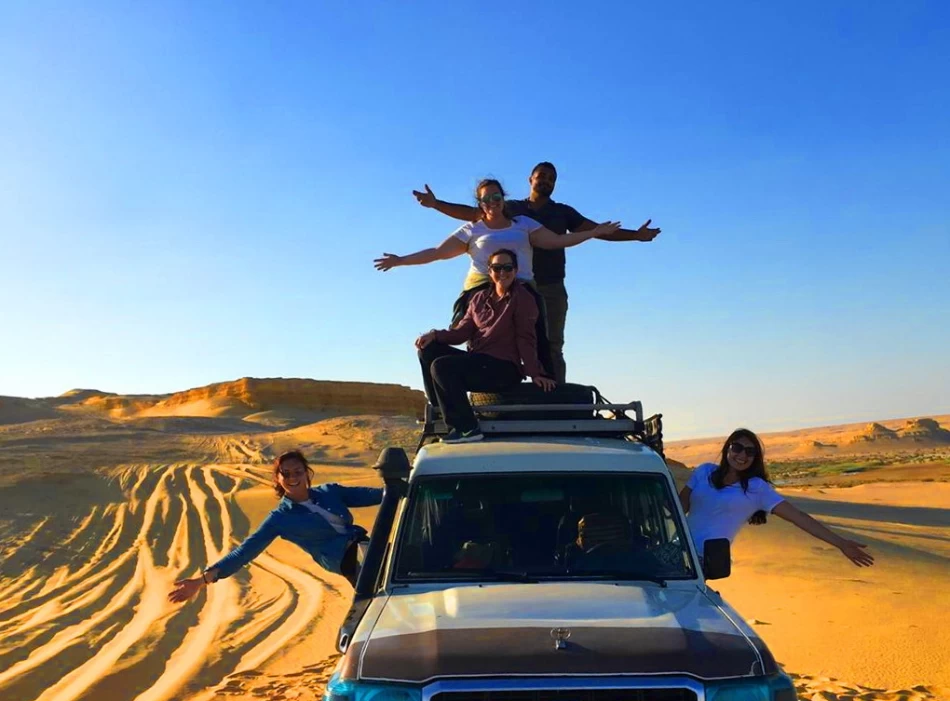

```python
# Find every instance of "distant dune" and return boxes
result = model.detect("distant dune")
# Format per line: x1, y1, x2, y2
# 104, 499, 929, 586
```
666, 413, 950, 468
0, 396, 62, 425
2, 377, 425, 425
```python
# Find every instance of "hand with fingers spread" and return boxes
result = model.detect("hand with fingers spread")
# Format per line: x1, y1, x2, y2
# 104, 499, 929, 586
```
838, 539, 875, 567
168, 577, 205, 603
374, 253, 403, 271
533, 376, 557, 392
412, 184, 437, 208
636, 219, 661, 241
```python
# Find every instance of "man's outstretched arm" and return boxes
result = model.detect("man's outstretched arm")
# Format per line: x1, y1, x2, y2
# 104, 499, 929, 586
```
574, 217, 660, 242
413, 184, 480, 222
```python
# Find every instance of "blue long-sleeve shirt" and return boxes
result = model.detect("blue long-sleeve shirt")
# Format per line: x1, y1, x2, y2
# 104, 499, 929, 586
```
209, 483, 383, 578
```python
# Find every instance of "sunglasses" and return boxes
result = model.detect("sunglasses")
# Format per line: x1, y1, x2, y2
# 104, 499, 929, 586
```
478, 192, 504, 204
489, 263, 515, 273
728, 442, 758, 457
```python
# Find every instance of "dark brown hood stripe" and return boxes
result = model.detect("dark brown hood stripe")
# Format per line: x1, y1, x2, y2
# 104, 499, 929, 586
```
353, 627, 777, 682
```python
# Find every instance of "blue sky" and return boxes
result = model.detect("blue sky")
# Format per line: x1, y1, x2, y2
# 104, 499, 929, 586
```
1, 1, 948, 438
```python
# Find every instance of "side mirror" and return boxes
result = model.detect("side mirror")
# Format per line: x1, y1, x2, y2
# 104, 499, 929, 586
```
702, 538, 731, 580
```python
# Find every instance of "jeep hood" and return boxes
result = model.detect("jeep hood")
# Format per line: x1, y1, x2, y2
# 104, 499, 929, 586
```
347, 582, 777, 682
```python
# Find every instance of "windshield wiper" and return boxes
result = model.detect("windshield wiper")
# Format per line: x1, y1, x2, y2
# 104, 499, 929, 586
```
569, 570, 669, 587
407, 568, 539, 583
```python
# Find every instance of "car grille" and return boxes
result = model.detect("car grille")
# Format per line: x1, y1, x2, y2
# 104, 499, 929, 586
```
431, 690, 697, 701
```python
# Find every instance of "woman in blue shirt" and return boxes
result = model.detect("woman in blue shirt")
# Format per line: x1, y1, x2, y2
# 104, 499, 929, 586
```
168, 450, 382, 603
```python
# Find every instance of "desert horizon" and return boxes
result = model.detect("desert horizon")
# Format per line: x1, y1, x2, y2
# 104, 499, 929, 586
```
1, 377, 949, 701
6, 3, 949, 699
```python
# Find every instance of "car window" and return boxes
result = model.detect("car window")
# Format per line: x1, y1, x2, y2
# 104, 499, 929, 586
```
392, 472, 695, 581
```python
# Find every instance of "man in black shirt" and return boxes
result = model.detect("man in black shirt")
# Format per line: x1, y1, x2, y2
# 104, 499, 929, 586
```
412, 162, 660, 383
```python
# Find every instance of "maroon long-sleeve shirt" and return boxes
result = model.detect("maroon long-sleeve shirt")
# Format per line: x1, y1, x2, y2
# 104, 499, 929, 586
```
434, 282, 546, 379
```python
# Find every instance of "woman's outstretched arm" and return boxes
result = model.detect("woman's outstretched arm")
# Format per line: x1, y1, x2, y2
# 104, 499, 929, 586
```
168, 513, 281, 603
374, 234, 467, 271
168, 566, 221, 603
528, 221, 621, 250
335, 484, 384, 507
771, 501, 874, 566
573, 217, 661, 242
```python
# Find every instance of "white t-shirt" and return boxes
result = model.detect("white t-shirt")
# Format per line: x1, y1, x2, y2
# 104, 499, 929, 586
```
685, 462, 784, 553
299, 499, 349, 535
452, 216, 542, 289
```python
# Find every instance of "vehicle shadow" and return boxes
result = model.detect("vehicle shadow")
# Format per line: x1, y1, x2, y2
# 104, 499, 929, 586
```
785, 496, 950, 529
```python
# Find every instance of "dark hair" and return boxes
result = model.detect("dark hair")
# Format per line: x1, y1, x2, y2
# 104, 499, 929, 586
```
710, 428, 769, 493
475, 178, 516, 220
272, 450, 314, 498
531, 161, 557, 177
475, 178, 507, 200
489, 248, 518, 269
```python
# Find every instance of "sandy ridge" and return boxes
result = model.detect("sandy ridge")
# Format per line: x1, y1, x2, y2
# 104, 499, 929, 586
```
0, 462, 347, 701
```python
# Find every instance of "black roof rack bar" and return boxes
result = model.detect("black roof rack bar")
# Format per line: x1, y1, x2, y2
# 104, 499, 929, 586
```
416, 399, 662, 458
424, 418, 643, 435
472, 402, 642, 422
480, 419, 641, 434
473, 402, 641, 412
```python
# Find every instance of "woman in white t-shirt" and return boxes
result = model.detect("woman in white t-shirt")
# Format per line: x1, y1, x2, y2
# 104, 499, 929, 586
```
375, 179, 617, 376
373, 178, 618, 289
679, 428, 874, 567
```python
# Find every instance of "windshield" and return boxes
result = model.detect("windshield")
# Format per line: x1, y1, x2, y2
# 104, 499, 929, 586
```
392, 472, 695, 582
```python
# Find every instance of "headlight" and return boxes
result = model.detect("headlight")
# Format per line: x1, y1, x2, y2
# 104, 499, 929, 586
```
706, 673, 796, 701
705, 682, 770, 701
768, 673, 797, 701
325, 673, 421, 701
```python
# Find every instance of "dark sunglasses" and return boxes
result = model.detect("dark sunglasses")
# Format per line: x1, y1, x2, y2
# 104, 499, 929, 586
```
489, 263, 515, 273
728, 442, 758, 457
478, 192, 503, 204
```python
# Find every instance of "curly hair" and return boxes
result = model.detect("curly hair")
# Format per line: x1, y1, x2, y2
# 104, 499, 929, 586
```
272, 450, 314, 498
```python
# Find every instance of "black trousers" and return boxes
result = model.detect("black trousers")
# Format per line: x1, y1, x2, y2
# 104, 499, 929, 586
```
451, 284, 555, 379
419, 342, 522, 432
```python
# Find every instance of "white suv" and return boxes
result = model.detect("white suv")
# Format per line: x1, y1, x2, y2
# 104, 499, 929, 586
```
327, 394, 796, 701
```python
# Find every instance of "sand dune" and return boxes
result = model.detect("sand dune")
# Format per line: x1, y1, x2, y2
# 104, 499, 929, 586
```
0, 461, 360, 701
0, 397, 62, 425
666, 414, 950, 487
668, 413, 950, 461
57, 378, 425, 422
1, 381, 948, 701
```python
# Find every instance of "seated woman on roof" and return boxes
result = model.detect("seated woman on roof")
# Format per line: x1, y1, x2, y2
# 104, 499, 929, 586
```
415, 248, 554, 444
376, 178, 620, 377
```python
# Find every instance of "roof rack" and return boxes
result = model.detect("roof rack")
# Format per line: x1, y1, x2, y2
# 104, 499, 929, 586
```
417, 397, 664, 458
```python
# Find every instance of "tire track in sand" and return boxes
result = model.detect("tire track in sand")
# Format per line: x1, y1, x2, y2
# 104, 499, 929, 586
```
0, 461, 338, 701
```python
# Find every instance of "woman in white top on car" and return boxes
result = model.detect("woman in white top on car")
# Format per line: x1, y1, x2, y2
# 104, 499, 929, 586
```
373, 178, 618, 290
679, 428, 875, 567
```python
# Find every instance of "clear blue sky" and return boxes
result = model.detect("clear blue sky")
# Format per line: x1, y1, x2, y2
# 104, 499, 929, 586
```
2, 1, 948, 439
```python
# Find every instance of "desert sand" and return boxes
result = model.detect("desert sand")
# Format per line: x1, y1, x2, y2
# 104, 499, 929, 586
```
1, 380, 948, 701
